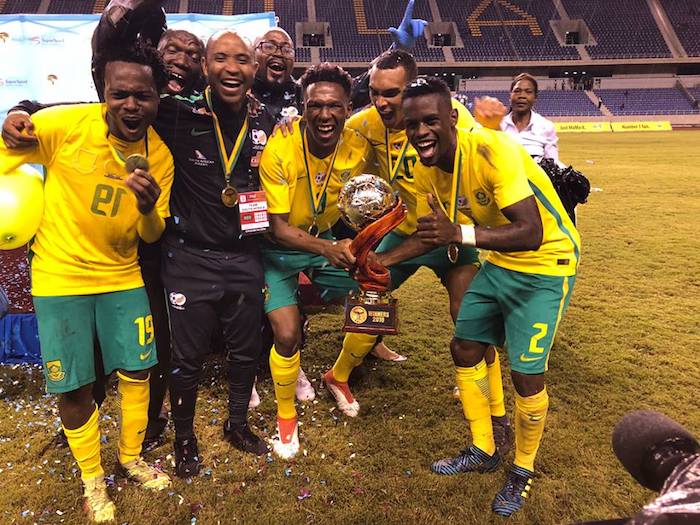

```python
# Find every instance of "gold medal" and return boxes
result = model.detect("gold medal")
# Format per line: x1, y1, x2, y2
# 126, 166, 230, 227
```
308, 221, 320, 237
447, 244, 459, 264
124, 153, 150, 173
221, 185, 239, 207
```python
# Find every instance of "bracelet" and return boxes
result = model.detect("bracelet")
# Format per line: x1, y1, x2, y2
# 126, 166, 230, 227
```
459, 224, 476, 247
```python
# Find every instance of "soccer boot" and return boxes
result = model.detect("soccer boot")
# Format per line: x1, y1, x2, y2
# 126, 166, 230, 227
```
369, 340, 407, 362
431, 445, 501, 475
491, 415, 514, 456
120, 457, 171, 491
321, 369, 359, 417
492, 465, 535, 517
174, 437, 201, 478
271, 416, 299, 459
82, 476, 116, 523
223, 420, 270, 455
296, 367, 316, 402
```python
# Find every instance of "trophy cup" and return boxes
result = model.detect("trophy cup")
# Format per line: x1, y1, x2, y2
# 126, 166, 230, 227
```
338, 174, 407, 335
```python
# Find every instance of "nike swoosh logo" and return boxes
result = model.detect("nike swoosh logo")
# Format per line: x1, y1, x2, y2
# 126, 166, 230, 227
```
276, 381, 295, 387
139, 349, 153, 361
191, 128, 212, 136
519, 354, 543, 363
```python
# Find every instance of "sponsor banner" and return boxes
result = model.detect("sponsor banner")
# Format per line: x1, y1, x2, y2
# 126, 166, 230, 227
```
555, 121, 612, 133
611, 121, 672, 132
0, 13, 275, 121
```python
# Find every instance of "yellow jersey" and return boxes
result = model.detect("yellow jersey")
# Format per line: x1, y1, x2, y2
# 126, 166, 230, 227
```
346, 99, 475, 235
259, 119, 374, 234
414, 127, 580, 277
0, 103, 174, 296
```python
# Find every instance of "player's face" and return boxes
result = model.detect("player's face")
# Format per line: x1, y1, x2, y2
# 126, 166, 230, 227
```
255, 30, 295, 85
403, 93, 457, 167
510, 79, 537, 114
103, 61, 159, 142
369, 66, 410, 130
204, 32, 257, 110
159, 32, 203, 95
303, 81, 351, 152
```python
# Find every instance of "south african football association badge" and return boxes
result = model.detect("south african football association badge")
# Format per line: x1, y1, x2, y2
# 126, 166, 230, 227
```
46, 360, 65, 382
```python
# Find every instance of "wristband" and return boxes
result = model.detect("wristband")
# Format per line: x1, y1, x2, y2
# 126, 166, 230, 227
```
459, 224, 476, 247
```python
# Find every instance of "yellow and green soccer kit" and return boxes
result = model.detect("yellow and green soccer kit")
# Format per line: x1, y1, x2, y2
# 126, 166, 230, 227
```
259, 119, 374, 313
414, 127, 580, 375
0, 103, 174, 392
346, 100, 479, 287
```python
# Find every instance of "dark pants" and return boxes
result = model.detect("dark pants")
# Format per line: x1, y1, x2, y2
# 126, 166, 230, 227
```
162, 240, 264, 441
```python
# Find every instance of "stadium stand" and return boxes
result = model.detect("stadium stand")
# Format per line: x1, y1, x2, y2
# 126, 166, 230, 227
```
318, 0, 442, 62
1, 0, 42, 13
562, 0, 671, 59
233, 0, 310, 62
594, 88, 697, 115
661, 0, 700, 57
458, 89, 602, 117
48, 0, 92, 13
188, 0, 224, 15
441, 0, 579, 61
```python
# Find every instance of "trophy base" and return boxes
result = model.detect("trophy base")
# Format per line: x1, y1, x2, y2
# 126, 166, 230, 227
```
343, 291, 399, 335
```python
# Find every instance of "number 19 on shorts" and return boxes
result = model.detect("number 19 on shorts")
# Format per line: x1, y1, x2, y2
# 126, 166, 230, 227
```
134, 315, 154, 346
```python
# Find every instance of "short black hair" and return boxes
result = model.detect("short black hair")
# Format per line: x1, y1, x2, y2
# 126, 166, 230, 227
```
402, 76, 452, 107
159, 29, 204, 53
373, 49, 418, 81
94, 39, 168, 93
510, 73, 538, 94
299, 63, 352, 98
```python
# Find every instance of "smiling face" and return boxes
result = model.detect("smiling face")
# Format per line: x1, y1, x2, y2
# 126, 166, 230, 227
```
402, 93, 457, 168
303, 81, 351, 156
103, 61, 159, 142
254, 29, 295, 86
158, 31, 203, 95
369, 65, 410, 130
203, 31, 257, 110
509, 78, 537, 115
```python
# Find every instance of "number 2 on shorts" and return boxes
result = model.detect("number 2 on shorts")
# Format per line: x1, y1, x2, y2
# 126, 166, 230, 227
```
528, 323, 548, 354
134, 315, 154, 346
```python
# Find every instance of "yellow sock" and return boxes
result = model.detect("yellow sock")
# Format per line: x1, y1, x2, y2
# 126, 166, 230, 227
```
455, 360, 495, 455
63, 405, 104, 481
487, 350, 506, 417
270, 346, 300, 420
117, 371, 150, 465
331, 332, 377, 383
514, 388, 549, 472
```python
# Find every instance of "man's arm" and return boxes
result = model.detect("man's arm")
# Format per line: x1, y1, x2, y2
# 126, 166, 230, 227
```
268, 214, 356, 270
376, 232, 432, 268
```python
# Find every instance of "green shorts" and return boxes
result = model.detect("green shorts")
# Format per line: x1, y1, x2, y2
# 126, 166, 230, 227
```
455, 262, 576, 375
33, 287, 157, 393
262, 234, 358, 313
376, 231, 480, 290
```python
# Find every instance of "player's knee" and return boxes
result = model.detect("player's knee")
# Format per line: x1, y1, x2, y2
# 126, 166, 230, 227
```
118, 369, 149, 381
273, 325, 301, 356
511, 371, 545, 397
450, 337, 487, 367
61, 383, 96, 407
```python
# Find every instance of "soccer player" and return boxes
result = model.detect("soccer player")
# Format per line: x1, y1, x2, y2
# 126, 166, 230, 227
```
398, 77, 580, 517
259, 63, 374, 459
0, 42, 174, 522
323, 50, 513, 455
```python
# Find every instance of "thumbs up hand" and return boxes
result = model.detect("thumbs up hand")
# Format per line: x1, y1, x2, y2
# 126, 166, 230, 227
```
416, 193, 463, 246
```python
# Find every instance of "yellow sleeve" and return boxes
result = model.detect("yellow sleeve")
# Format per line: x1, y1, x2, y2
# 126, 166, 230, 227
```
479, 132, 533, 210
345, 110, 364, 134
259, 135, 292, 215
0, 106, 67, 173
453, 98, 476, 129
154, 152, 174, 220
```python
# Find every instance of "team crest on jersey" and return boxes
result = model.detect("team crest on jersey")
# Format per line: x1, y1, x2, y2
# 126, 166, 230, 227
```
315, 172, 326, 185
474, 190, 490, 206
251, 129, 268, 146
46, 360, 65, 382
280, 106, 299, 119
263, 285, 270, 304
169, 292, 187, 310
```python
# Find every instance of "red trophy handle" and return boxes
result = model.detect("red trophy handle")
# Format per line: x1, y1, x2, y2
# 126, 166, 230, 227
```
350, 198, 407, 293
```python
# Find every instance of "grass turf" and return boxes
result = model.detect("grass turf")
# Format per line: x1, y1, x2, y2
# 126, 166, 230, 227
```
1, 131, 699, 524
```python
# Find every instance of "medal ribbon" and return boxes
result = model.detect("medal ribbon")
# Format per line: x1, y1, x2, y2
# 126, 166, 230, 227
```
301, 122, 340, 223
448, 137, 463, 224
205, 86, 249, 187
384, 128, 410, 185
